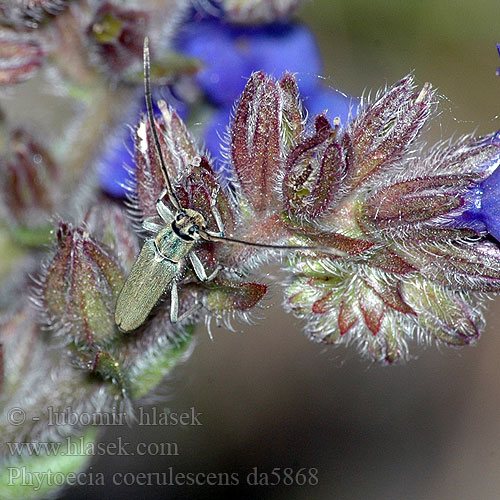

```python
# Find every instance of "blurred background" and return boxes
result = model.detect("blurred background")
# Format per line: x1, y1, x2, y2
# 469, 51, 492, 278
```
5, 0, 500, 498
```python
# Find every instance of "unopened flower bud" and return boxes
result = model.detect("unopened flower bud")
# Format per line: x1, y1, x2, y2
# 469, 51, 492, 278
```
40, 222, 125, 347
87, 2, 148, 74
0, 30, 44, 85
0, 128, 58, 246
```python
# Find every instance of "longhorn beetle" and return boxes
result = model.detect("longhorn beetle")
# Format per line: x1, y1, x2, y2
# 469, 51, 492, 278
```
114, 38, 344, 332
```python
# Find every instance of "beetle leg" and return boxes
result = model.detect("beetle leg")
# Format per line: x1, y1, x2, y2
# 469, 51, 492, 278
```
170, 281, 203, 324
156, 187, 174, 223
143, 216, 163, 233
170, 281, 179, 323
189, 252, 221, 282
209, 187, 225, 236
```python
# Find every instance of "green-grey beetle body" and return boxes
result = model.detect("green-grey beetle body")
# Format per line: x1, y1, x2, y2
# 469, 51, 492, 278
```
115, 203, 212, 332
115, 231, 184, 332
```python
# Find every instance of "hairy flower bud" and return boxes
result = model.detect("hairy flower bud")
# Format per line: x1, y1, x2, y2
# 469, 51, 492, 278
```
0, 30, 44, 85
342, 79, 435, 192
283, 114, 343, 218
87, 2, 149, 74
225, 72, 500, 362
360, 174, 479, 233
231, 72, 282, 213
40, 222, 125, 346
0, 0, 69, 27
0, 128, 59, 246
134, 104, 197, 219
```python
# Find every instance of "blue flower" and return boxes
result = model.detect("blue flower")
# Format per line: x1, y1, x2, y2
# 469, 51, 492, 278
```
176, 19, 322, 106
479, 163, 500, 241
203, 105, 233, 164
176, 17, 354, 163
450, 131, 500, 242
98, 125, 136, 198
470, 131, 500, 241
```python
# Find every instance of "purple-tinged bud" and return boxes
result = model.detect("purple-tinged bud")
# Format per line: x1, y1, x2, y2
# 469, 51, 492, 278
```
0, 0, 69, 27
231, 72, 282, 212
0, 30, 44, 85
87, 2, 149, 74
360, 174, 479, 233
343, 77, 435, 192
1, 129, 57, 214
40, 222, 125, 346
205, 80, 314, 178
396, 238, 500, 293
204, 279, 267, 314
134, 104, 197, 219
283, 114, 343, 219
0, 128, 59, 245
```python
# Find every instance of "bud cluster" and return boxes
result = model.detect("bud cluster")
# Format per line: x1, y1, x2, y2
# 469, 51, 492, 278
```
224, 72, 500, 364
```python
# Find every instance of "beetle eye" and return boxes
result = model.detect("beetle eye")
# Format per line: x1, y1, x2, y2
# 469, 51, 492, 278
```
188, 225, 198, 235
176, 212, 185, 221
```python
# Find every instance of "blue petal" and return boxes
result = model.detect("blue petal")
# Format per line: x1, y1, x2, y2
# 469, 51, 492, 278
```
245, 23, 322, 98
479, 164, 500, 241
304, 86, 357, 125
452, 131, 500, 240
176, 19, 250, 106
203, 105, 232, 164
98, 126, 136, 197
176, 20, 323, 106
496, 42, 500, 77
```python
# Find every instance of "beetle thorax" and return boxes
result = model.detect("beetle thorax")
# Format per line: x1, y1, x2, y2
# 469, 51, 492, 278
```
172, 208, 206, 241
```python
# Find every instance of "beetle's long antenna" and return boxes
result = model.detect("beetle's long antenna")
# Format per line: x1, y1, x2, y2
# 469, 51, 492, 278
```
143, 37, 182, 211
198, 230, 347, 257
